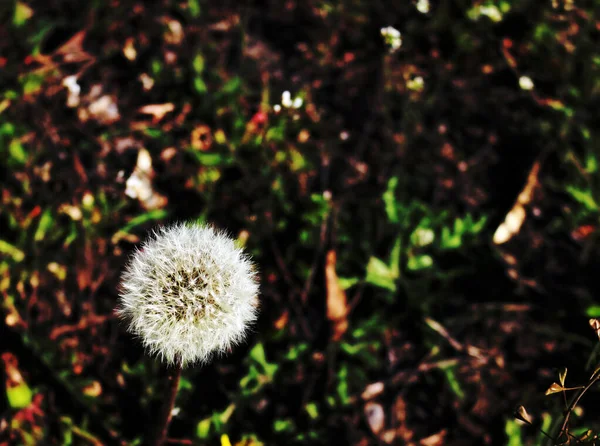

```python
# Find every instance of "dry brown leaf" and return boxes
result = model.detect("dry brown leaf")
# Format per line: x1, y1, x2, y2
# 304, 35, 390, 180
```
395, 395, 414, 444
418, 430, 445, 446
361, 381, 385, 400
273, 310, 289, 330
514, 405, 533, 425
125, 148, 167, 210
191, 125, 213, 151
76, 238, 94, 292
138, 103, 175, 123
545, 382, 565, 395
493, 160, 541, 244
82, 380, 102, 397
325, 249, 348, 341
364, 401, 385, 435
420, 430, 447, 446
590, 318, 600, 340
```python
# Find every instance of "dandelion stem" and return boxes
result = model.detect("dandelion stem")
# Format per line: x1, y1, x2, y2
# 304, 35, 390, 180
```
152, 360, 183, 446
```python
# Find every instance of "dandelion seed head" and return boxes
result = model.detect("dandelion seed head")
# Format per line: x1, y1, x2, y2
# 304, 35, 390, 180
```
118, 223, 259, 366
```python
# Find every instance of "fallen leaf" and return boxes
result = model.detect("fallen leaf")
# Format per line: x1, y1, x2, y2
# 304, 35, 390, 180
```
138, 103, 175, 123
364, 401, 385, 435
191, 124, 213, 151
361, 381, 385, 400
493, 160, 540, 244
325, 249, 348, 341
590, 318, 600, 340
420, 430, 447, 445
125, 148, 167, 210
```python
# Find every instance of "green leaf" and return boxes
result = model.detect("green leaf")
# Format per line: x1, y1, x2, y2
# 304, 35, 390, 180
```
0, 239, 25, 262
443, 367, 464, 400
586, 153, 598, 173
505, 419, 524, 446
274, 419, 295, 433
9, 139, 27, 165
118, 209, 168, 235
193, 54, 205, 74
7, 381, 33, 409
407, 254, 433, 271
441, 227, 462, 249
249, 343, 278, 378
365, 256, 397, 292
194, 77, 208, 94
305, 402, 319, 420
14, 2, 33, 27
566, 186, 598, 211
188, 0, 201, 17
196, 418, 211, 439
34, 208, 54, 242
340, 342, 365, 355
0, 122, 16, 137
586, 305, 600, 317
192, 152, 231, 167
21, 72, 46, 95
266, 126, 285, 142
389, 237, 402, 278
338, 276, 359, 290
336, 364, 351, 405
222, 77, 241, 94
143, 127, 163, 139
383, 177, 399, 223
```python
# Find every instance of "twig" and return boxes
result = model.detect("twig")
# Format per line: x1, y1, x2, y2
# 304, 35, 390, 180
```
152, 361, 183, 446
546, 367, 600, 445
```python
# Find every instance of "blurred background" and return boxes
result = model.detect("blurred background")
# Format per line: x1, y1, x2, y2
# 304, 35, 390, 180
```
1, 0, 600, 445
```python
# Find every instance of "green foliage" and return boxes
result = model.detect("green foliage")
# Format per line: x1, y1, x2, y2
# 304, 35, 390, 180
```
6, 380, 33, 409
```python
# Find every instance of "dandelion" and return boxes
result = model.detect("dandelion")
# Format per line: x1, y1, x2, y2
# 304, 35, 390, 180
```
118, 222, 259, 445
118, 222, 259, 367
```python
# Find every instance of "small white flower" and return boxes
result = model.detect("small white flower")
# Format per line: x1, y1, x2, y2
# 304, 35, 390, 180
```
278, 91, 303, 110
118, 223, 259, 366
407, 76, 425, 92
479, 5, 502, 22
380, 26, 402, 52
416, 0, 430, 14
281, 91, 293, 108
62, 75, 81, 108
519, 76, 534, 91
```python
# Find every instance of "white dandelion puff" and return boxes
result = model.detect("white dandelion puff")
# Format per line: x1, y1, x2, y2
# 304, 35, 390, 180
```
117, 222, 259, 367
